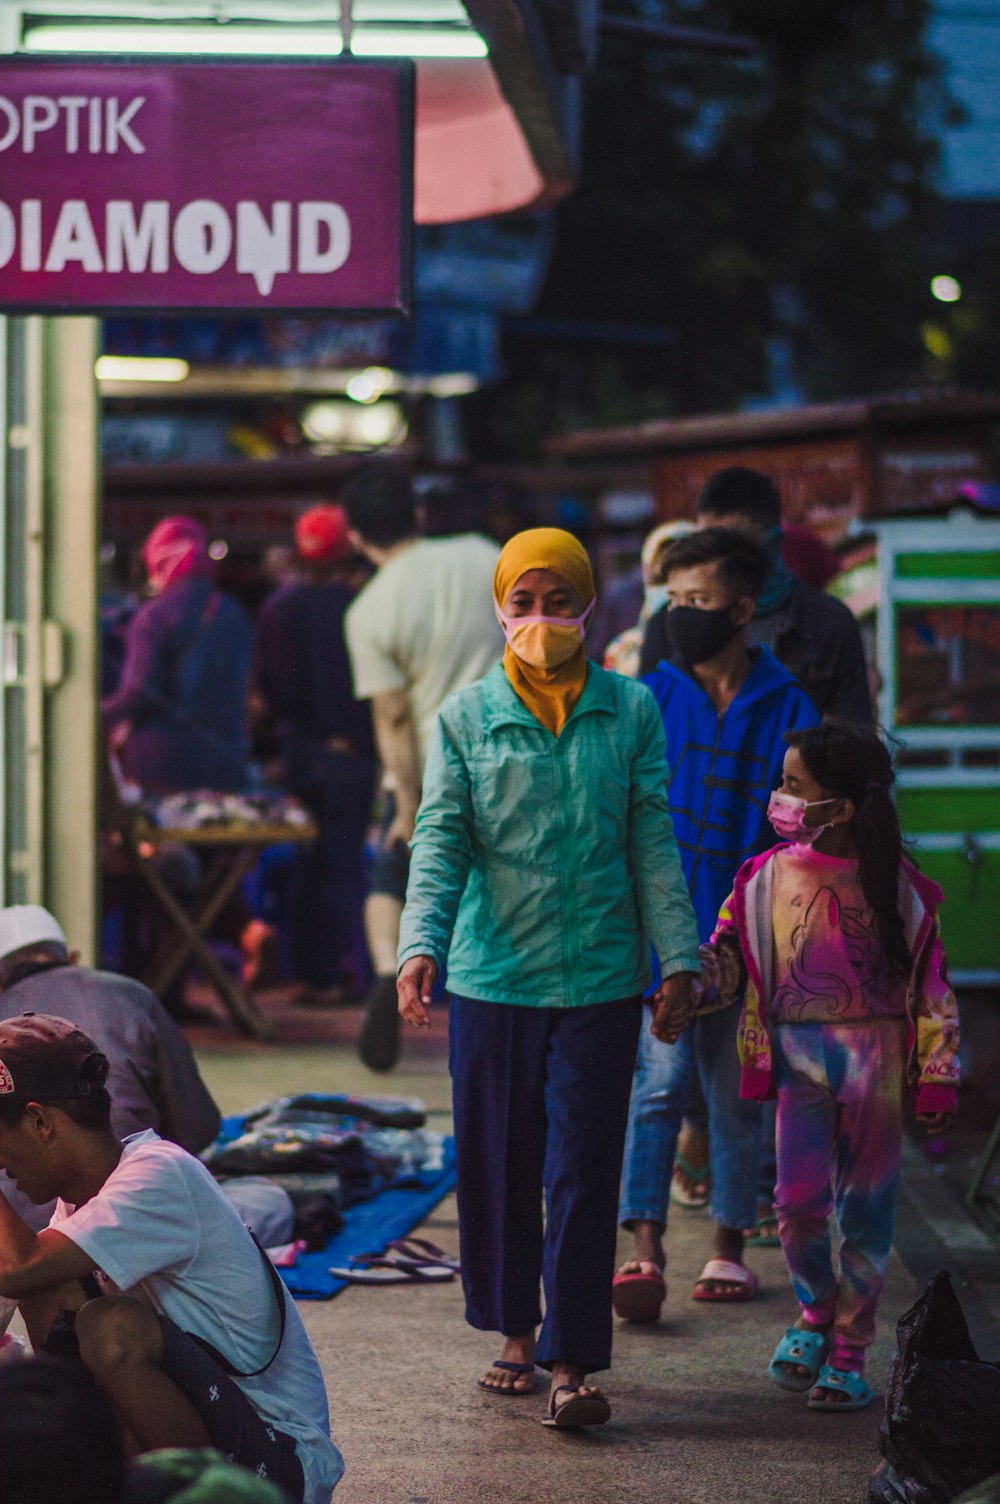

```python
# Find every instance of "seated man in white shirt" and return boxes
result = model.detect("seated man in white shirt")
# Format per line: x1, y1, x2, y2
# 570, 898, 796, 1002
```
0, 1014, 343, 1504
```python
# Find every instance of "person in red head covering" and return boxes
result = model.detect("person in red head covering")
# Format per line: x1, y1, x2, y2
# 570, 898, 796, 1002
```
143, 516, 214, 594
253, 504, 376, 1005
293, 504, 351, 567
103, 515, 252, 794
102, 517, 260, 1016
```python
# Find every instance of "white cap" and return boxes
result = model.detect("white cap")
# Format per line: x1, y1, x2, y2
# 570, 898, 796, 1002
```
0, 906, 67, 961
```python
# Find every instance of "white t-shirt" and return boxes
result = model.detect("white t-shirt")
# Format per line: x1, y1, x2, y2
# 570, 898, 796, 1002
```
52, 1131, 343, 1504
345, 534, 503, 767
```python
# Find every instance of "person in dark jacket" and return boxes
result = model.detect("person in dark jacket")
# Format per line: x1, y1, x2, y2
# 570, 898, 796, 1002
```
614, 528, 820, 1323
103, 517, 264, 1015
0, 904, 220, 1230
253, 505, 377, 1003
640, 468, 872, 724
103, 516, 252, 793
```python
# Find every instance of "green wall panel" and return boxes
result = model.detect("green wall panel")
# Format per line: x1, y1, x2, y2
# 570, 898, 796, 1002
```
910, 848, 1000, 971
898, 787, 1000, 832
895, 551, 1000, 579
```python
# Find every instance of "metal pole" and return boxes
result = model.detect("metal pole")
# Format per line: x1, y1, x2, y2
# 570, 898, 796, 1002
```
22, 317, 45, 905
0, 317, 7, 908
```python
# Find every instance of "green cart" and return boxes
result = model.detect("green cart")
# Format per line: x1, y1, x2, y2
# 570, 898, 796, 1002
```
874, 511, 1000, 983
874, 512, 1000, 1226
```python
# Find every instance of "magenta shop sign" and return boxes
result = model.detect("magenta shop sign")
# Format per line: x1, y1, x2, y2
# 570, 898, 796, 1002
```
0, 59, 414, 314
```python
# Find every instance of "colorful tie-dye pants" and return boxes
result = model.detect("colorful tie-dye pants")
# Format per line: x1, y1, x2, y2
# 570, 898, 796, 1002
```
773, 1018, 906, 1367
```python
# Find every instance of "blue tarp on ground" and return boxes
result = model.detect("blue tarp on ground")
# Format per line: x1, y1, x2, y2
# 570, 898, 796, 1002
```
216, 1116, 457, 1301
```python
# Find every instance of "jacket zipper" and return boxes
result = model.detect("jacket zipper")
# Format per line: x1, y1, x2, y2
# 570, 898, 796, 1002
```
553, 731, 577, 1006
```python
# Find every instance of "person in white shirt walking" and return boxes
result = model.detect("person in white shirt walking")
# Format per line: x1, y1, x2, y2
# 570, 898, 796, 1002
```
0, 1014, 343, 1502
342, 467, 502, 1071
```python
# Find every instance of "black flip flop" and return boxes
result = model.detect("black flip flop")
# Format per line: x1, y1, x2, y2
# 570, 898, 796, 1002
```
387, 1237, 460, 1272
478, 1360, 537, 1395
328, 1256, 454, 1285
541, 1384, 611, 1428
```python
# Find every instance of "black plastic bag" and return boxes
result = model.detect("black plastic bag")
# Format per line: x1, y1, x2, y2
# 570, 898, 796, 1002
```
954, 1475, 1000, 1504
870, 1272, 1000, 1504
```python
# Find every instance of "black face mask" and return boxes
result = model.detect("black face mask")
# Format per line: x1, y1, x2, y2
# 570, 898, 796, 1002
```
666, 605, 740, 666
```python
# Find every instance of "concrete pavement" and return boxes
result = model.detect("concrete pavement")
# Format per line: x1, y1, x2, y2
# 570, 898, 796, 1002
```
192, 997, 921, 1504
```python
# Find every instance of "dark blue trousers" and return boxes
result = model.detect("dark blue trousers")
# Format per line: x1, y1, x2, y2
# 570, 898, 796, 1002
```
449, 993, 643, 1374
283, 743, 377, 989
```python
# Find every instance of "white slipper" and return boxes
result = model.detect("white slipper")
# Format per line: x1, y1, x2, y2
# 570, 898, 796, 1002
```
692, 1258, 759, 1302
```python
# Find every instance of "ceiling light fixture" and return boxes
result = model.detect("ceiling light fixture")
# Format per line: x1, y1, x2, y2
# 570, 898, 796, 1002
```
23, 22, 487, 60
345, 366, 397, 403
24, 25, 345, 55
95, 355, 190, 383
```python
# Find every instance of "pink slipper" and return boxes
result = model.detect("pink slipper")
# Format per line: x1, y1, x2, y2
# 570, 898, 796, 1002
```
692, 1258, 758, 1302
612, 1264, 666, 1323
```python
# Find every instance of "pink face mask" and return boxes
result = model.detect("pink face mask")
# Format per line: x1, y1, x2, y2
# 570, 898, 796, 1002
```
767, 790, 839, 845
496, 601, 595, 670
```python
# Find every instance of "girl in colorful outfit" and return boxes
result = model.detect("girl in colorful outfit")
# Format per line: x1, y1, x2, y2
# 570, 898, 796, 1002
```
707, 719, 959, 1412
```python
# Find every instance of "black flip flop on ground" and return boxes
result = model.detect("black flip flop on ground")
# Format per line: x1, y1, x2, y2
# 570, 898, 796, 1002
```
386, 1237, 460, 1271
328, 1256, 454, 1285
541, 1385, 611, 1428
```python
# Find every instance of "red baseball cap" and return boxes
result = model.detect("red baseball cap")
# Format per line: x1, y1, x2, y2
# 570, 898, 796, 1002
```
294, 505, 351, 563
0, 1014, 108, 1103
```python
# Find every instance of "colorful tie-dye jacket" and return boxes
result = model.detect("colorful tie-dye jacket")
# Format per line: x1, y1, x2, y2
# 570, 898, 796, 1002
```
701, 843, 960, 1116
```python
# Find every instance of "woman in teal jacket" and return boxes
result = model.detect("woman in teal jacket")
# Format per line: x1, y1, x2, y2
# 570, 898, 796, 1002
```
397, 528, 700, 1430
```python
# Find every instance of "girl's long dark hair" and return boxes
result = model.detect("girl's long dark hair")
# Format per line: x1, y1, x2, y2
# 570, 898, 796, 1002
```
785, 720, 910, 977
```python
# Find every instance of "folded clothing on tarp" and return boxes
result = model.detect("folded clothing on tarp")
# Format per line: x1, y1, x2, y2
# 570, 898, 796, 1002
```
243, 1093, 426, 1131
203, 1101, 457, 1300
218, 1173, 344, 1251
203, 1095, 448, 1208
280, 1136, 457, 1300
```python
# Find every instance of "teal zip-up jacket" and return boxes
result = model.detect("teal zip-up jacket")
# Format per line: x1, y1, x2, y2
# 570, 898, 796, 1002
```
398, 661, 701, 1008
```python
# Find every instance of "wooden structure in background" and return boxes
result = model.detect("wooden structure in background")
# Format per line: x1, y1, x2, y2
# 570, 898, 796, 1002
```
547, 391, 1000, 546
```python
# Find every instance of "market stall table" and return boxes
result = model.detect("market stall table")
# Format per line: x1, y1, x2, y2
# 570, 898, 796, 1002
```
103, 762, 317, 1040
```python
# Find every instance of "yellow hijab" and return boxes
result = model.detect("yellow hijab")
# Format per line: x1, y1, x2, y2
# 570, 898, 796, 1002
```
493, 527, 597, 736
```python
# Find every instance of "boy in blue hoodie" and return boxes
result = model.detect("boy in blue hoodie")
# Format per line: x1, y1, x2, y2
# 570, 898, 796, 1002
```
614, 528, 820, 1322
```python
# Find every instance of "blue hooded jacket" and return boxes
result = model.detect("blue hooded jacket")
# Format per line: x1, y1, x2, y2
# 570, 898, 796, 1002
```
642, 646, 821, 942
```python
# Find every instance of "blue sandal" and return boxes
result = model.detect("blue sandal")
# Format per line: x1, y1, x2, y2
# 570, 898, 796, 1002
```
807, 1363, 873, 1412
768, 1327, 830, 1392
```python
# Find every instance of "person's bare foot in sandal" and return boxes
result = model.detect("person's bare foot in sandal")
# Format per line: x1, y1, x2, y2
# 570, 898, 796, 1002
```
615, 1222, 665, 1288
672, 1120, 710, 1204
771, 1316, 832, 1386
692, 1225, 756, 1298
809, 1375, 860, 1406
614, 1220, 666, 1321
810, 1336, 865, 1406
544, 1362, 610, 1428
479, 1332, 537, 1394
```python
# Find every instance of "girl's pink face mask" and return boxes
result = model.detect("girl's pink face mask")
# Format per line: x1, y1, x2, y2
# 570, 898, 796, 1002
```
496, 601, 595, 670
767, 790, 839, 844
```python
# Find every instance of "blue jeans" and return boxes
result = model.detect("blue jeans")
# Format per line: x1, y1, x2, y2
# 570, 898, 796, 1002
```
620, 1003, 762, 1233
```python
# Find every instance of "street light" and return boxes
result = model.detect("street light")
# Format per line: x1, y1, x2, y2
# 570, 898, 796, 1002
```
931, 275, 962, 303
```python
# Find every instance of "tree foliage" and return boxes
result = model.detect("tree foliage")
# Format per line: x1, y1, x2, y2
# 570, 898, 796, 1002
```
489, 0, 960, 448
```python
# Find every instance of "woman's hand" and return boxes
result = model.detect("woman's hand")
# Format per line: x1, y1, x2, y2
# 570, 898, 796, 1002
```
649, 971, 696, 1044
916, 1112, 955, 1133
397, 956, 438, 1029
